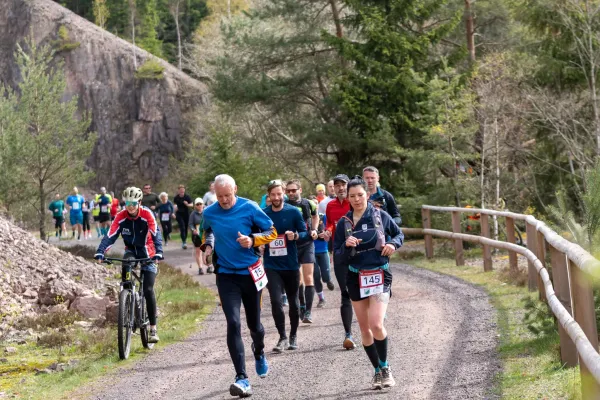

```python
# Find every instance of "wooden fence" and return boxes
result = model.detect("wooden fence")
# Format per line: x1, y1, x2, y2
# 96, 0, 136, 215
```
402, 205, 600, 399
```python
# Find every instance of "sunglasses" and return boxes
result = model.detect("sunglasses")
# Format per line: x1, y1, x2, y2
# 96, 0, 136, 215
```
268, 179, 282, 186
195, 203, 203, 206
285, 188, 298, 193
125, 201, 139, 207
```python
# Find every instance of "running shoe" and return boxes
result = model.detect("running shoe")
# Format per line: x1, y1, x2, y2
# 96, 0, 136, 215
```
343, 333, 356, 350
372, 371, 383, 390
302, 311, 313, 324
273, 337, 287, 353
381, 366, 395, 387
327, 281, 335, 291
287, 335, 298, 350
255, 354, 269, 378
282, 294, 288, 307
317, 299, 326, 308
182, 243, 188, 250
148, 328, 160, 343
198, 268, 205, 275
207, 266, 214, 274
230, 376, 252, 398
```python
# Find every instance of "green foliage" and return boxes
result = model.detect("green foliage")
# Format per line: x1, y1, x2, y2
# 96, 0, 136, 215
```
93, 0, 110, 29
523, 295, 557, 337
185, 126, 276, 202
135, 58, 166, 79
0, 37, 96, 238
137, 0, 163, 56
53, 26, 81, 51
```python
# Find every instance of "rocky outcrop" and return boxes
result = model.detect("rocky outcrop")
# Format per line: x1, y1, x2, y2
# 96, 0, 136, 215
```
0, 217, 114, 336
0, 0, 209, 190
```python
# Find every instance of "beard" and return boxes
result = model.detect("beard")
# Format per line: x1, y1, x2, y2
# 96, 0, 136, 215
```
271, 199, 283, 208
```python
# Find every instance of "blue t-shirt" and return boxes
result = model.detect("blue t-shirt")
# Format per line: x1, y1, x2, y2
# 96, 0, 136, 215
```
66, 194, 84, 214
157, 201, 174, 221
314, 214, 328, 254
203, 197, 274, 275
263, 204, 307, 271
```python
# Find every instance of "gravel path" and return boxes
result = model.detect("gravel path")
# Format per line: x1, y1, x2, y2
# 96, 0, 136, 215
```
68, 240, 500, 400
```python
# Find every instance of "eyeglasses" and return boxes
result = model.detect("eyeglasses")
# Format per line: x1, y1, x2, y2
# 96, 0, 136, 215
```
125, 201, 139, 207
195, 203, 203, 206
285, 188, 298, 193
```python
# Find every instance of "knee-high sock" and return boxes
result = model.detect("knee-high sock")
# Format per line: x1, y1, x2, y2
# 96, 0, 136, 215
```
363, 343, 380, 370
374, 336, 388, 367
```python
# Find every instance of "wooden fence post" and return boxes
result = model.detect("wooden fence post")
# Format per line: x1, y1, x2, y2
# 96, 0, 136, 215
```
422, 208, 433, 259
525, 222, 538, 291
451, 211, 464, 266
549, 245, 578, 368
505, 217, 518, 272
480, 214, 493, 271
536, 230, 547, 302
569, 262, 600, 399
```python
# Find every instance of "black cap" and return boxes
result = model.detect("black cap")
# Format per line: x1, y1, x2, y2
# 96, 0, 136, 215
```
332, 174, 349, 184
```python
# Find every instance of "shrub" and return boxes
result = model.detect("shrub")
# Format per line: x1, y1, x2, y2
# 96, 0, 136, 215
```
53, 26, 80, 51
37, 331, 73, 349
523, 295, 557, 337
17, 310, 80, 331
135, 59, 165, 80
57, 244, 97, 260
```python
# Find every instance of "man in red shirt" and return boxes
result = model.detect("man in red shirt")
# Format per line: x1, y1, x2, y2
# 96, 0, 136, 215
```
322, 174, 356, 350
110, 191, 121, 221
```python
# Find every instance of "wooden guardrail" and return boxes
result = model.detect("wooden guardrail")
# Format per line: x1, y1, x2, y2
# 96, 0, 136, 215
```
404, 205, 600, 399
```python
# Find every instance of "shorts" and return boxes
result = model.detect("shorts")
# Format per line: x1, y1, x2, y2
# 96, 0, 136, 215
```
346, 268, 392, 302
297, 242, 315, 264
98, 213, 110, 223
93, 215, 100, 222
69, 213, 83, 226
53, 216, 64, 228
192, 234, 203, 248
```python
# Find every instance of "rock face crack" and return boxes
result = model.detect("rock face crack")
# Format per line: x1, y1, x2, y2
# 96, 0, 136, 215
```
0, 0, 210, 189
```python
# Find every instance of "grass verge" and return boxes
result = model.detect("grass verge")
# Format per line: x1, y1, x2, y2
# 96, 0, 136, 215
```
0, 262, 214, 399
407, 255, 581, 400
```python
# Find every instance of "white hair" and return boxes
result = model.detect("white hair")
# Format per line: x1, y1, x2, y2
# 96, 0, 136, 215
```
214, 174, 236, 189
159, 192, 168, 199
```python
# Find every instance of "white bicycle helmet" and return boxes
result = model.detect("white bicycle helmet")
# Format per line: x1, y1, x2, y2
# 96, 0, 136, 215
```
122, 187, 143, 203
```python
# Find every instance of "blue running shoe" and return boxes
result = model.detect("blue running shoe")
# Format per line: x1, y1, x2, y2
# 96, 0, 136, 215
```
343, 333, 357, 350
230, 376, 252, 398
255, 354, 269, 378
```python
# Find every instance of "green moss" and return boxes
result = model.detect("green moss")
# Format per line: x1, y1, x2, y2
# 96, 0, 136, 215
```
53, 26, 80, 52
135, 58, 165, 80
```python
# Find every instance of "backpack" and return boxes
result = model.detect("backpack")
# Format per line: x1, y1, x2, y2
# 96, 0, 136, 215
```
341, 207, 386, 256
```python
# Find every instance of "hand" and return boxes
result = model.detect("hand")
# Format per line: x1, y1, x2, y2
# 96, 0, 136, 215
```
345, 236, 362, 248
318, 232, 326, 239
184, 201, 189, 206
192, 229, 198, 235
151, 205, 155, 210
285, 230, 295, 241
236, 232, 253, 249
172, 214, 176, 219
203, 245, 213, 264
322, 230, 332, 242
95, 255, 104, 264
381, 244, 396, 257
310, 230, 318, 240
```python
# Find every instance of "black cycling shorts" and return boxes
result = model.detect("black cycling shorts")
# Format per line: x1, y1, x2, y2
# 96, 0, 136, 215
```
192, 234, 203, 248
346, 268, 392, 302
98, 213, 110, 223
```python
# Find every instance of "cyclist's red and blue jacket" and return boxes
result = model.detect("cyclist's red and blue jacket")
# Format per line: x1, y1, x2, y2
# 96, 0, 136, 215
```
95, 206, 163, 260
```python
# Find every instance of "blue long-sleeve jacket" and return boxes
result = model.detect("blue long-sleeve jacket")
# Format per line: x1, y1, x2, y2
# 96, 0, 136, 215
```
334, 203, 403, 269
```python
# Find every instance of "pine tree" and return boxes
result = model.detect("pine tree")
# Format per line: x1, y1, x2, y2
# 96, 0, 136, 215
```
1, 38, 96, 238
137, 0, 163, 56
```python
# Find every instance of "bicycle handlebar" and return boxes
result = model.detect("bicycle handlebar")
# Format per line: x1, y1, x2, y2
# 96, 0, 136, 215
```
102, 257, 152, 265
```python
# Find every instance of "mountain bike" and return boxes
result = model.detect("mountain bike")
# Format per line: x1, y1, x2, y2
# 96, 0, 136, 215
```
102, 256, 154, 360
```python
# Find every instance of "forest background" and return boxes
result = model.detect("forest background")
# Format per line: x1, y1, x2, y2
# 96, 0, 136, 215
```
36, 0, 600, 233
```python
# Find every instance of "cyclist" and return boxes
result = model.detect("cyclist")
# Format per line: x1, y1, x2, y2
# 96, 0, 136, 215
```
333, 176, 403, 389
263, 180, 307, 352
202, 174, 276, 398
66, 187, 84, 241
94, 187, 164, 343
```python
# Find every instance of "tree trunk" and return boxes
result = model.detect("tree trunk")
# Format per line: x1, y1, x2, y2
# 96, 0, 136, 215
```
493, 116, 500, 242
38, 180, 46, 240
175, 1, 182, 70
464, 0, 475, 63
480, 120, 486, 208
129, 1, 137, 69
329, 0, 343, 38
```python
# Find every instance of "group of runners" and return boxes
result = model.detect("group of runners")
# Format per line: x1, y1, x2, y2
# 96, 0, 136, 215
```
90, 166, 404, 398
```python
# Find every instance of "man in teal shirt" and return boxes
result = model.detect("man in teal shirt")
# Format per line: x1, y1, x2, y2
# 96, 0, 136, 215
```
48, 193, 65, 238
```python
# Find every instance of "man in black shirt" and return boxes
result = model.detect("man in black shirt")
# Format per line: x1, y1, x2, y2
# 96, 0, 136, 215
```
173, 184, 193, 249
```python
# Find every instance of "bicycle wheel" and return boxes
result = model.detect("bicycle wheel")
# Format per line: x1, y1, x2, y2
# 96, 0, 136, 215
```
118, 289, 134, 360
139, 293, 154, 350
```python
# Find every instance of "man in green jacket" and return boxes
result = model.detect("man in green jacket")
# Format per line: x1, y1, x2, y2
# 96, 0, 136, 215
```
48, 193, 66, 239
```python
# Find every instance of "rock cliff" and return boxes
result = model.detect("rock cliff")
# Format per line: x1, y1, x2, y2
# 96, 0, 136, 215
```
0, 0, 209, 190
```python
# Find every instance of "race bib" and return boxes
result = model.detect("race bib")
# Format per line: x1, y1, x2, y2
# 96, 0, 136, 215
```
161, 213, 170, 221
101, 205, 108, 213
359, 269, 384, 298
72, 202, 80, 210
249, 260, 268, 291
269, 235, 287, 257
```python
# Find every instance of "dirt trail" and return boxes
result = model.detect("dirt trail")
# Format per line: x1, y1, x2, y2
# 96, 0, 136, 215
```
66, 240, 500, 400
